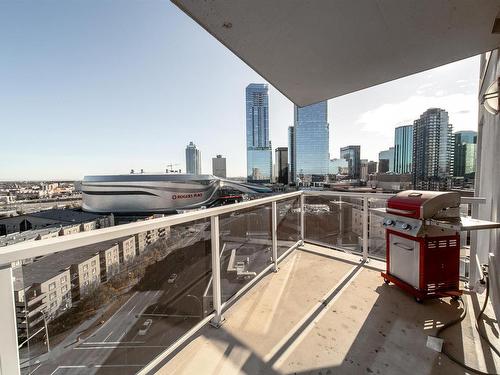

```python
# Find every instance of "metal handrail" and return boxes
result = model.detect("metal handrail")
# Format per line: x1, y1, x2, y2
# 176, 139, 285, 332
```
0, 191, 302, 266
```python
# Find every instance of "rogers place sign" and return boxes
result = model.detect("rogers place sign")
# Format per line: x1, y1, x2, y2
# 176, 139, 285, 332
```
172, 192, 203, 200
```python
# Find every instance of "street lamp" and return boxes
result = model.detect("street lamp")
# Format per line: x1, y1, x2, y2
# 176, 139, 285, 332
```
41, 310, 50, 352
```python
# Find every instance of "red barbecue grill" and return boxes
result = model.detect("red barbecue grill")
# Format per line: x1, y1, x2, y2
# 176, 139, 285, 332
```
379, 190, 463, 302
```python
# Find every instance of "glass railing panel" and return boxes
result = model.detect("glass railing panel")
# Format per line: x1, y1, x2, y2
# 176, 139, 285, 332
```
304, 195, 363, 253
218, 204, 272, 303
368, 197, 389, 260
277, 197, 301, 258
15, 220, 212, 375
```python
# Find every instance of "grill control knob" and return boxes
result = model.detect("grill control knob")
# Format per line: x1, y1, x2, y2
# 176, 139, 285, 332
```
402, 223, 411, 230
386, 219, 394, 226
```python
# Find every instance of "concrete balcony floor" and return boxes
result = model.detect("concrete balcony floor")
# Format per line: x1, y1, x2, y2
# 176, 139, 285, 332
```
157, 244, 499, 375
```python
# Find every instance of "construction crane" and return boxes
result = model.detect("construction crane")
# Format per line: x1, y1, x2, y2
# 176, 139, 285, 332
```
166, 163, 181, 174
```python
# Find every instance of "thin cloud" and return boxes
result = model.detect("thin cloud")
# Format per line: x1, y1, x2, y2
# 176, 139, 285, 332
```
356, 92, 478, 136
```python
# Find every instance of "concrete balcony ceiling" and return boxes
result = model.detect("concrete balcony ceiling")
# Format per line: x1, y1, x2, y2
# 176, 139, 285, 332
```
172, 0, 500, 107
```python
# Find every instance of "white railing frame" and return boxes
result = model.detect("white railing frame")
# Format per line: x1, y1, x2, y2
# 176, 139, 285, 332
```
0, 191, 302, 267
272, 201, 279, 272
209, 215, 224, 328
1, 189, 487, 375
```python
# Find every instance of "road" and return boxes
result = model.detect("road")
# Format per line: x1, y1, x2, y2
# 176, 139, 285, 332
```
26, 225, 212, 375
23, 212, 287, 374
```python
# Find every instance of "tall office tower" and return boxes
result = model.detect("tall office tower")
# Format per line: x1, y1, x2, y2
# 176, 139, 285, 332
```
293, 101, 329, 182
378, 147, 394, 173
412, 108, 454, 190
340, 145, 361, 179
453, 131, 477, 179
394, 125, 413, 174
212, 155, 227, 178
275, 147, 288, 184
185, 141, 201, 174
288, 126, 295, 183
246, 84, 272, 183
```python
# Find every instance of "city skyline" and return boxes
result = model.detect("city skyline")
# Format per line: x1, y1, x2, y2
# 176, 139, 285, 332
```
0, 1, 480, 180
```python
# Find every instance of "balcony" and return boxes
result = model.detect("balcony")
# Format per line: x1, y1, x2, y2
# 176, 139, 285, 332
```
156, 244, 499, 375
0, 191, 497, 375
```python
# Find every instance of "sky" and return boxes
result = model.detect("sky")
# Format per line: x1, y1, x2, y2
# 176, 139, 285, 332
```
0, 1, 480, 180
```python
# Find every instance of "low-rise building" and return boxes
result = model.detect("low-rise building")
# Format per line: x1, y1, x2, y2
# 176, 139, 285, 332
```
71, 254, 100, 301
135, 232, 147, 254
0, 208, 113, 236
118, 236, 136, 264
70, 241, 120, 283
146, 229, 159, 244
13, 265, 72, 340
58, 224, 81, 236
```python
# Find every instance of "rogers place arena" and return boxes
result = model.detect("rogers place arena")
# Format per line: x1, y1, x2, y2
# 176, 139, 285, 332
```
82, 174, 272, 214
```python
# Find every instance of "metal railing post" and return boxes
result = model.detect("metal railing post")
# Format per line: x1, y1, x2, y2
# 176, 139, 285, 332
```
272, 201, 279, 272
300, 193, 305, 245
0, 265, 20, 375
362, 196, 369, 262
210, 215, 224, 327
468, 202, 480, 289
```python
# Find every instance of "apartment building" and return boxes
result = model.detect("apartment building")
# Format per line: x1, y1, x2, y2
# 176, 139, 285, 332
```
118, 236, 136, 265
13, 265, 72, 340
58, 224, 81, 236
71, 241, 120, 283
135, 232, 147, 254
70, 253, 101, 301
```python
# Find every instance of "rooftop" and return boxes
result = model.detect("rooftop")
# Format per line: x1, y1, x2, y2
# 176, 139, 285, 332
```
156, 244, 499, 375
0, 227, 60, 247
27, 208, 106, 223
16, 246, 101, 288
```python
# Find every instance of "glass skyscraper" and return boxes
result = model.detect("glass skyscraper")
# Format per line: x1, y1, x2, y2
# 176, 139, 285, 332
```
291, 101, 329, 182
378, 147, 394, 173
246, 84, 272, 182
412, 108, 453, 190
185, 141, 201, 174
340, 145, 361, 179
453, 130, 477, 179
288, 126, 295, 183
394, 125, 413, 174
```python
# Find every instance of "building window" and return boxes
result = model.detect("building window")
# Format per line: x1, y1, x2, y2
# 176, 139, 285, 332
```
91, 260, 96, 266
49, 292, 56, 300
83, 264, 88, 272
60, 276, 67, 284
61, 285, 67, 294
49, 282, 56, 291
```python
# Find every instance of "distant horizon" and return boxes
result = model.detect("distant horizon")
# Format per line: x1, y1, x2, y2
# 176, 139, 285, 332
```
0, 1, 479, 180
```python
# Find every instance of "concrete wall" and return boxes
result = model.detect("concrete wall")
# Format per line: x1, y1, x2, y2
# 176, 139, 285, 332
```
476, 50, 500, 319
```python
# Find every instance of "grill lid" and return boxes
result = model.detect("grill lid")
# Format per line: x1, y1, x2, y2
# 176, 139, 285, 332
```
387, 190, 460, 220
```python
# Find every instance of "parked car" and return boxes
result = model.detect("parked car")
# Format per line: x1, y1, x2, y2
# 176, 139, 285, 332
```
167, 273, 178, 283
138, 319, 153, 336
